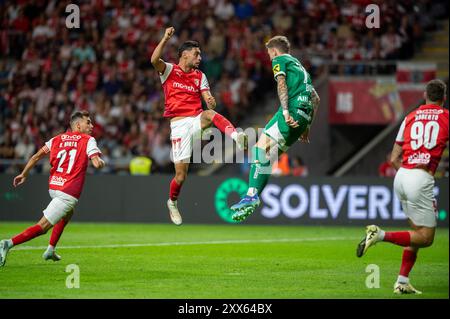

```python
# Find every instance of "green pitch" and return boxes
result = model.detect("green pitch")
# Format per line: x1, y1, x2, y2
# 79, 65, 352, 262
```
0, 222, 448, 299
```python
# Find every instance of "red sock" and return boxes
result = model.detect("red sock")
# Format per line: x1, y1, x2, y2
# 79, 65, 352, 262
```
169, 178, 182, 201
212, 113, 236, 137
50, 219, 68, 247
11, 224, 44, 246
384, 231, 411, 247
399, 249, 417, 277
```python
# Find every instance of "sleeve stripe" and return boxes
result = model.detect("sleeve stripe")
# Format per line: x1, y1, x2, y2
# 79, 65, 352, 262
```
159, 63, 173, 84
274, 71, 286, 79
88, 152, 101, 159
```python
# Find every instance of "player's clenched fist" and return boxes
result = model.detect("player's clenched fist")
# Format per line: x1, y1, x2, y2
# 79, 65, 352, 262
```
164, 27, 175, 41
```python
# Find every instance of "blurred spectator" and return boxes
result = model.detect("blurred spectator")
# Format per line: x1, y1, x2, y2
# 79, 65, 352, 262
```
291, 156, 309, 177
378, 153, 397, 177
272, 153, 290, 176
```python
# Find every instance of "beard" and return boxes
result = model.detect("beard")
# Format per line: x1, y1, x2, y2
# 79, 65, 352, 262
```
189, 61, 199, 69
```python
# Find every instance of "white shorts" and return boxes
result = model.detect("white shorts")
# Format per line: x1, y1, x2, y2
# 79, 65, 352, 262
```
394, 167, 437, 227
170, 113, 203, 163
43, 190, 78, 225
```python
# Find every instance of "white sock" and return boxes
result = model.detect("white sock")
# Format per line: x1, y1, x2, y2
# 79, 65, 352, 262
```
247, 187, 257, 196
397, 275, 409, 284
378, 230, 385, 241
7, 239, 13, 247
231, 131, 238, 141
47, 245, 55, 252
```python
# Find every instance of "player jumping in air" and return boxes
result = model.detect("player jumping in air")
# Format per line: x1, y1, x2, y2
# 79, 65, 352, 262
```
151, 27, 247, 225
230, 36, 320, 221
357, 79, 449, 294
0, 111, 105, 267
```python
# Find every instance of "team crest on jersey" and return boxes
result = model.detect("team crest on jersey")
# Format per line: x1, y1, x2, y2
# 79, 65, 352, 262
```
272, 64, 280, 74
194, 79, 199, 86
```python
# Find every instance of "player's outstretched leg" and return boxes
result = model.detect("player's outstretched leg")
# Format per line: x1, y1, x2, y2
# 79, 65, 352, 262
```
0, 217, 51, 267
357, 224, 426, 257
201, 110, 248, 150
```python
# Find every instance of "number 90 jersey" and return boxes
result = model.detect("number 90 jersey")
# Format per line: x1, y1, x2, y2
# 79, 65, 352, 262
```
395, 104, 449, 175
42, 132, 102, 199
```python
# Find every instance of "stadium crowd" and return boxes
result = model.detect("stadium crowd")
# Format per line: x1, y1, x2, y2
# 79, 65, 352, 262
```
0, 0, 448, 174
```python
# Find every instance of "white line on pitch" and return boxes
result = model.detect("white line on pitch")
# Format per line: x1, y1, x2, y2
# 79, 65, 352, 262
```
13, 237, 356, 251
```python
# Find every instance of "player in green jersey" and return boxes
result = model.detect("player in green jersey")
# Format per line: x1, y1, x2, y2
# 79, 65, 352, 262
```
231, 35, 320, 222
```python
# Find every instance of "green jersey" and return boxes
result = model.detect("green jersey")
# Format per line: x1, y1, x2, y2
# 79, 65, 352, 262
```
271, 54, 313, 108
263, 54, 316, 151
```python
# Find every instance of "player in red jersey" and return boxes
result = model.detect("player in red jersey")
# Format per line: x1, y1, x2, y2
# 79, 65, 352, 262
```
151, 27, 247, 225
357, 80, 449, 294
0, 111, 105, 267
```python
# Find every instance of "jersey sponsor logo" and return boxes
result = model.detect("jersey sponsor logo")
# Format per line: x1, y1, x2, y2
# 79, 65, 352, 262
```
272, 64, 280, 74
416, 109, 444, 115
297, 95, 309, 103
172, 81, 196, 92
407, 152, 431, 165
50, 176, 67, 186
61, 134, 82, 141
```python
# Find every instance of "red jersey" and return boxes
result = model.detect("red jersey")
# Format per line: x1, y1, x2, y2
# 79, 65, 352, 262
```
159, 62, 210, 118
395, 104, 449, 175
43, 132, 102, 199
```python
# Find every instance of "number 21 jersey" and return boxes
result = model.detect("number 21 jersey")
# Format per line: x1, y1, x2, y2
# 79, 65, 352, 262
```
43, 132, 102, 198
395, 104, 449, 174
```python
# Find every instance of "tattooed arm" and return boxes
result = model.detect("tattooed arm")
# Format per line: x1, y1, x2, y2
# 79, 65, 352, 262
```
277, 75, 299, 128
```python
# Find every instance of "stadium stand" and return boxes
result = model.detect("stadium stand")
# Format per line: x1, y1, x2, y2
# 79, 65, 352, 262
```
0, 0, 448, 176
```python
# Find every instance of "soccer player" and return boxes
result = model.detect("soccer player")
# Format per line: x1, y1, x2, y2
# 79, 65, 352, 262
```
230, 35, 320, 221
151, 27, 247, 225
357, 79, 449, 294
0, 111, 105, 267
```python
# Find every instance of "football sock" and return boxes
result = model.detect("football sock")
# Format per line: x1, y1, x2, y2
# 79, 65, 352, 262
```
248, 146, 272, 195
50, 219, 68, 247
11, 224, 44, 246
383, 231, 411, 247
212, 113, 237, 139
169, 178, 182, 201
397, 275, 409, 284
399, 249, 417, 279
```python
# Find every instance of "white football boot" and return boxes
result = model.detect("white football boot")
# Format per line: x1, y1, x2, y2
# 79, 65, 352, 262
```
0, 239, 12, 267
43, 247, 61, 261
235, 132, 248, 150
356, 225, 381, 257
167, 199, 182, 225
394, 282, 422, 295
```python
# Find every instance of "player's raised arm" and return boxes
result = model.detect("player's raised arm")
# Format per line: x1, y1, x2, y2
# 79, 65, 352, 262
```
13, 147, 48, 187
150, 27, 175, 74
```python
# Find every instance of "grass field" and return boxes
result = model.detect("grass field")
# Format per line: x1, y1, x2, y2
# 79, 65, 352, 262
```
0, 222, 448, 299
